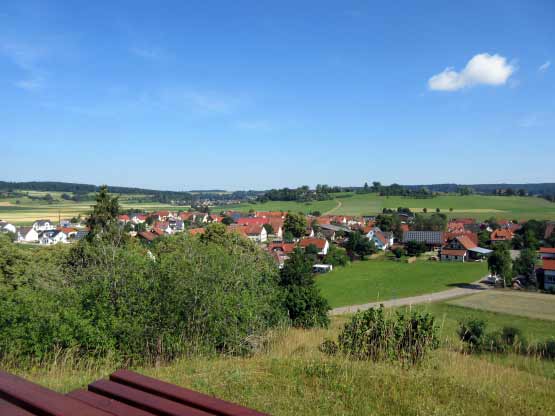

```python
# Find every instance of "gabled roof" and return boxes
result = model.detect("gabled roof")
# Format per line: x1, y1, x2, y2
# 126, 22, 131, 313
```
490, 229, 514, 241
244, 224, 264, 236
456, 235, 478, 250
373, 231, 388, 245
237, 217, 267, 226
299, 238, 327, 250
268, 243, 296, 254
138, 231, 157, 242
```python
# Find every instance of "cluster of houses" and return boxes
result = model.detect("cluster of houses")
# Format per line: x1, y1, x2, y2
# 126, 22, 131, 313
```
2, 212, 554, 285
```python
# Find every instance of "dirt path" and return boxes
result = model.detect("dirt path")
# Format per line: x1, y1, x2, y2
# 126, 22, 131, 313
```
330, 280, 490, 316
323, 199, 342, 215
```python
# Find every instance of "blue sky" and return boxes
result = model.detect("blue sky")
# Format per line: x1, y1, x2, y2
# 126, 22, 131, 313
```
1, 1, 554, 190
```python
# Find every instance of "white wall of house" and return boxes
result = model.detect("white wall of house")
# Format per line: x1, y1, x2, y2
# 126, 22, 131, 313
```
18, 229, 39, 242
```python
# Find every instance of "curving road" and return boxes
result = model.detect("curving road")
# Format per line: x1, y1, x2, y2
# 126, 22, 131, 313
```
330, 280, 490, 316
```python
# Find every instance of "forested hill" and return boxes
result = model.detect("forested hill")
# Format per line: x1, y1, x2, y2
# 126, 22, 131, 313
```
0, 181, 193, 202
404, 183, 555, 196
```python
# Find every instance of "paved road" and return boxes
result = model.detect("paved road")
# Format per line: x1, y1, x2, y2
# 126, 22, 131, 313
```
330, 280, 490, 316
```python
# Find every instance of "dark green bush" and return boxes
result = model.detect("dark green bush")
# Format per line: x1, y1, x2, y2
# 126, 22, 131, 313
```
334, 306, 438, 365
457, 318, 486, 349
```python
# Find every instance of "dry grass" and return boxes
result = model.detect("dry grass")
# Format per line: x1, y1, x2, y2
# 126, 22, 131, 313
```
448, 290, 555, 321
7, 316, 555, 416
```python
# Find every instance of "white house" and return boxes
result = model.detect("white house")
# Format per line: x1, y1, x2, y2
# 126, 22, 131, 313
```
16, 227, 39, 243
299, 238, 330, 256
365, 228, 393, 251
39, 230, 68, 245
32, 219, 54, 232
0, 221, 17, 234
244, 224, 268, 243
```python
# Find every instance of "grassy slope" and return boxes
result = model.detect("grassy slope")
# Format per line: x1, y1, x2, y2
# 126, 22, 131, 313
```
215, 193, 555, 220
9, 313, 555, 416
317, 260, 488, 308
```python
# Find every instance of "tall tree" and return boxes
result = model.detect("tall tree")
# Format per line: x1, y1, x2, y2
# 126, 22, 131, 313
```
86, 185, 121, 240
284, 212, 307, 239
488, 245, 513, 287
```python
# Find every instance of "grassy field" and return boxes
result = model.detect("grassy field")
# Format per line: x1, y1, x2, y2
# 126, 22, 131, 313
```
447, 290, 555, 322
0, 192, 185, 224
7, 309, 555, 416
216, 193, 555, 221
317, 260, 488, 308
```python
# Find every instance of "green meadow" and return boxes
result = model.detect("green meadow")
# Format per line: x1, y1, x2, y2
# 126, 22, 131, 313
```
316, 259, 488, 308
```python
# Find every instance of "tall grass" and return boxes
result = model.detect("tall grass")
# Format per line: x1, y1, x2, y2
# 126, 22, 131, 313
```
4, 318, 555, 415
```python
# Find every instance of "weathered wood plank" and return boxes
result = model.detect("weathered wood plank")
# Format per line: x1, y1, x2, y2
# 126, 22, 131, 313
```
109, 370, 268, 416
0, 371, 111, 416
0, 398, 36, 416
88, 380, 214, 416
68, 390, 155, 416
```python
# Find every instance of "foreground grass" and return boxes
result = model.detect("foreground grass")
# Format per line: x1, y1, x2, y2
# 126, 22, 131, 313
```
7, 316, 555, 416
317, 260, 487, 308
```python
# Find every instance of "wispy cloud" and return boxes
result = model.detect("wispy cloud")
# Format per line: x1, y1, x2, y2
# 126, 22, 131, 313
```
428, 53, 515, 91
539, 61, 551, 72
1, 41, 49, 91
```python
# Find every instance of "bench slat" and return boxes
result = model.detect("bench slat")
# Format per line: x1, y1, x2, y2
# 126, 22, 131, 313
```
0, 398, 36, 416
88, 380, 214, 416
109, 370, 268, 416
68, 390, 155, 416
0, 371, 111, 416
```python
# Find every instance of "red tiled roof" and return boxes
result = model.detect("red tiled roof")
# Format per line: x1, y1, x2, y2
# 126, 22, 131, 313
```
58, 227, 77, 234
151, 228, 165, 236
456, 235, 478, 250
400, 224, 410, 233
374, 231, 388, 245
268, 243, 296, 254
118, 214, 130, 221
138, 231, 157, 241
490, 229, 514, 241
237, 217, 267, 226
539, 247, 555, 254
316, 216, 332, 225
244, 224, 264, 236
542, 260, 555, 271
299, 238, 327, 250
255, 211, 284, 218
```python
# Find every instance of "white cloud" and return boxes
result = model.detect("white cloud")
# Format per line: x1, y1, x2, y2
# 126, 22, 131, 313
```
539, 61, 551, 72
428, 53, 515, 91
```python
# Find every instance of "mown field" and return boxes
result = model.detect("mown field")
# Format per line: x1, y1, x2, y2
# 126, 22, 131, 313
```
8, 296, 555, 416
316, 260, 488, 308
0, 191, 184, 224
217, 192, 555, 221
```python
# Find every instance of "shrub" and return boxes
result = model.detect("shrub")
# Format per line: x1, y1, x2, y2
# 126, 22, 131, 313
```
457, 318, 486, 349
323, 245, 349, 267
334, 306, 438, 365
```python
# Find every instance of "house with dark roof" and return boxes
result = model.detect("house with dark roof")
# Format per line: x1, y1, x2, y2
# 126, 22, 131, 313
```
32, 219, 54, 232
402, 231, 444, 248
39, 229, 67, 245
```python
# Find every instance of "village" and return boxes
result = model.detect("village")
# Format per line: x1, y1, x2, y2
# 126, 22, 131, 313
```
2, 209, 554, 291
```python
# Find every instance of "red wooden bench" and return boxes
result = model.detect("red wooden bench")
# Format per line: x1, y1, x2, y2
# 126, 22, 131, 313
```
0, 370, 269, 416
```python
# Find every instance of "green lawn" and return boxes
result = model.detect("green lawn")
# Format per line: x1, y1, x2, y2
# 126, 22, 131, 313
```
316, 260, 488, 308
213, 199, 338, 215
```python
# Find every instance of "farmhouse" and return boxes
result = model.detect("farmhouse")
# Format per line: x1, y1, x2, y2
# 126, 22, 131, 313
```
542, 260, 555, 291
403, 231, 444, 249
299, 238, 329, 256
441, 235, 491, 262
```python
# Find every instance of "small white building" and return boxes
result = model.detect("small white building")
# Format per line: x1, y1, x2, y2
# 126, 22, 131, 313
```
16, 227, 39, 243
365, 228, 393, 251
0, 221, 17, 234
39, 230, 68, 245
